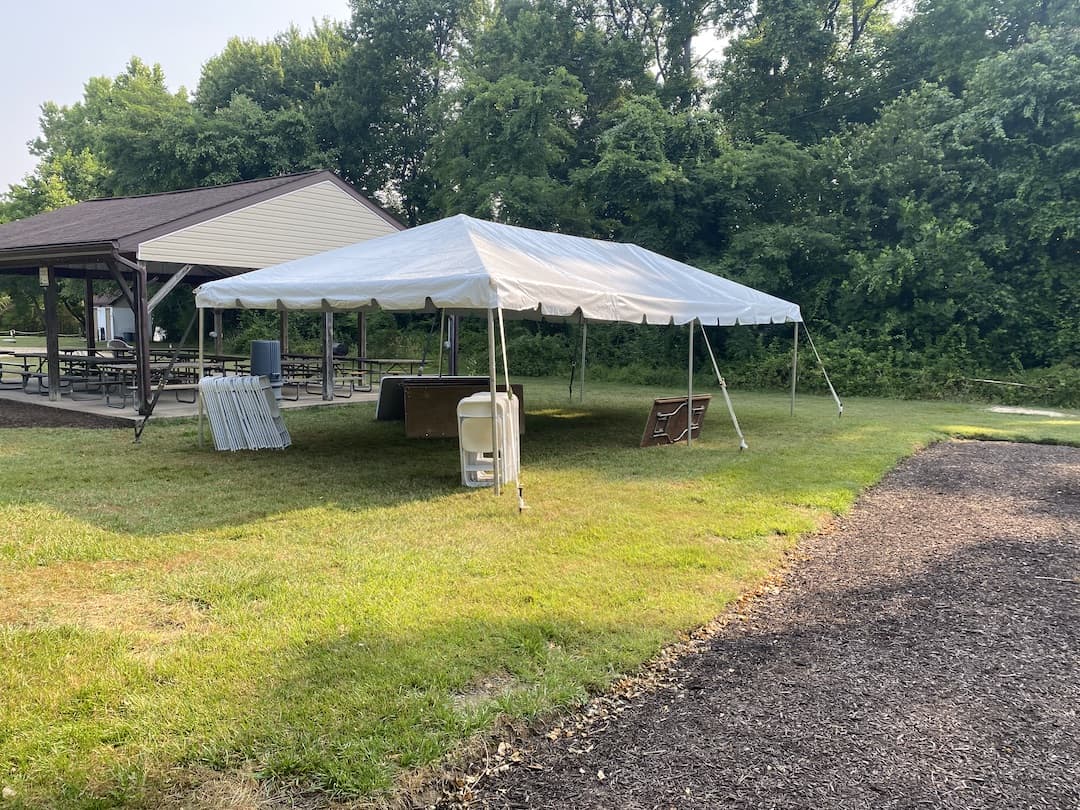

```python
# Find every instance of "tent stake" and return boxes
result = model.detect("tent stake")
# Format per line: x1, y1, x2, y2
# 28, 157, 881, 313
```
790, 322, 799, 416
487, 309, 501, 496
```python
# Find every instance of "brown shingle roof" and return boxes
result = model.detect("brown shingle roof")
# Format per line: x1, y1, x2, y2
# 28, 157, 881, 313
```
0, 171, 326, 252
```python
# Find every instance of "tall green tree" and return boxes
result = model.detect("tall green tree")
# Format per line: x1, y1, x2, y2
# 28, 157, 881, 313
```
712, 0, 898, 142
333, 0, 478, 223
430, 69, 588, 228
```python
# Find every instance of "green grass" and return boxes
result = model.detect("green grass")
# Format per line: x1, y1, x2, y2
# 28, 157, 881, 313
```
0, 379, 1076, 808
0, 335, 88, 350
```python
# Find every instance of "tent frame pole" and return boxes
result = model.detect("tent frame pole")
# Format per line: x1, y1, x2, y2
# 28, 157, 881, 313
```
802, 323, 844, 417
197, 307, 205, 448
579, 320, 587, 404
700, 322, 748, 450
487, 309, 502, 496
436, 310, 445, 377
497, 307, 526, 510
687, 320, 695, 447
790, 322, 799, 416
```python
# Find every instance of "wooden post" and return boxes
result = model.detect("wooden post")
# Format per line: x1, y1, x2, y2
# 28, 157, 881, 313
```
135, 263, 152, 415
213, 309, 223, 356
357, 311, 367, 359
322, 311, 334, 401
43, 267, 60, 401
84, 274, 96, 354
279, 310, 289, 355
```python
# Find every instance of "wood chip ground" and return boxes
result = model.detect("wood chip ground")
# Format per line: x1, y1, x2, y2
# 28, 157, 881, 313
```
437, 441, 1080, 809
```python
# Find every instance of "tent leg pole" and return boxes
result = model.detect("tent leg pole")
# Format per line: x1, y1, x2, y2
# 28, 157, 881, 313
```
436, 310, 445, 377
487, 309, 502, 497
497, 308, 525, 511
790, 322, 799, 417
687, 320, 694, 447
579, 321, 587, 404
198, 307, 205, 448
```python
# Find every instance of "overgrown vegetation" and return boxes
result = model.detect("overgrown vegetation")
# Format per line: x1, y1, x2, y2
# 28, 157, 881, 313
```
1, 0, 1077, 400
0, 381, 1077, 807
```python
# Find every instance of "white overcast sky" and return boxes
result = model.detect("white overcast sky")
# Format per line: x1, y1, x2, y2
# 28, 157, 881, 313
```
0, 0, 352, 191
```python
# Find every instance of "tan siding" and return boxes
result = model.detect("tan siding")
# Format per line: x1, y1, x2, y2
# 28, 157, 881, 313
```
136, 181, 399, 268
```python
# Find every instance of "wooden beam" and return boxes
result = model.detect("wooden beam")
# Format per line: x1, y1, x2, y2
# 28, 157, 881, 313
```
106, 260, 135, 310
213, 309, 223, 356
84, 273, 96, 354
44, 266, 61, 401
279, 310, 289, 354
147, 264, 193, 314
357, 311, 367, 359
135, 263, 153, 415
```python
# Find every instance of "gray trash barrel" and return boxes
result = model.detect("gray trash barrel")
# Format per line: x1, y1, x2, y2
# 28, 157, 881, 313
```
250, 339, 283, 399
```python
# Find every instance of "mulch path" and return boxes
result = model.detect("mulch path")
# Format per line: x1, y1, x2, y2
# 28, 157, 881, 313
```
0, 398, 130, 429
436, 441, 1080, 809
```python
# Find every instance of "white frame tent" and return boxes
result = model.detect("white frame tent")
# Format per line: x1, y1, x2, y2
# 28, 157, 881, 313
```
194, 214, 824, 496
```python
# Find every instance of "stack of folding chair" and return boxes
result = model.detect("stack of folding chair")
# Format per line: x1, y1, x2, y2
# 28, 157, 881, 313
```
199, 375, 291, 451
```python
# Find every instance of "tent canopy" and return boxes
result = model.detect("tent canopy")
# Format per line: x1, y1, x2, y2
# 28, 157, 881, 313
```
194, 214, 801, 327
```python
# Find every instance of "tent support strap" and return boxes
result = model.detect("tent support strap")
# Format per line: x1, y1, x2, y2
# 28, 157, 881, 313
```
803, 324, 844, 417
687, 320, 694, 447
700, 323, 748, 450
790, 322, 799, 416
487, 309, 501, 496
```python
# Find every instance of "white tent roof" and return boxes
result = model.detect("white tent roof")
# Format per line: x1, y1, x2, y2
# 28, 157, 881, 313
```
194, 214, 802, 326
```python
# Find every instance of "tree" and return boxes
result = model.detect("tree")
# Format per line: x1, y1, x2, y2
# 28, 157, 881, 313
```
712, 0, 898, 142
885, 0, 1078, 95
333, 0, 478, 223
431, 69, 588, 229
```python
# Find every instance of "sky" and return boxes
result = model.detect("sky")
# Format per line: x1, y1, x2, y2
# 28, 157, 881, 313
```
0, 0, 352, 192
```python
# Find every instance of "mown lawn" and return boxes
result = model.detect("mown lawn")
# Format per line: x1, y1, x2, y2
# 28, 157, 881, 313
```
1, 379, 1076, 808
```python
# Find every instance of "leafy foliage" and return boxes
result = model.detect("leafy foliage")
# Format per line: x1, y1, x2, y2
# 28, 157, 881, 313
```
2, 0, 1077, 403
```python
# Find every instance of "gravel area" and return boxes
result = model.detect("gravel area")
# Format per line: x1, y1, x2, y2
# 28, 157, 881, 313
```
0, 398, 130, 429
442, 441, 1080, 809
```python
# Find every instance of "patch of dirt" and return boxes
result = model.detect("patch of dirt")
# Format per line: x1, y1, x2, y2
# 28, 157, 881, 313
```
433, 441, 1080, 809
0, 560, 214, 640
452, 673, 522, 714
0, 397, 129, 429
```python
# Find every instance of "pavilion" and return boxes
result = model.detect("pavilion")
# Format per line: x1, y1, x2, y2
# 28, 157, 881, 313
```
0, 170, 403, 413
